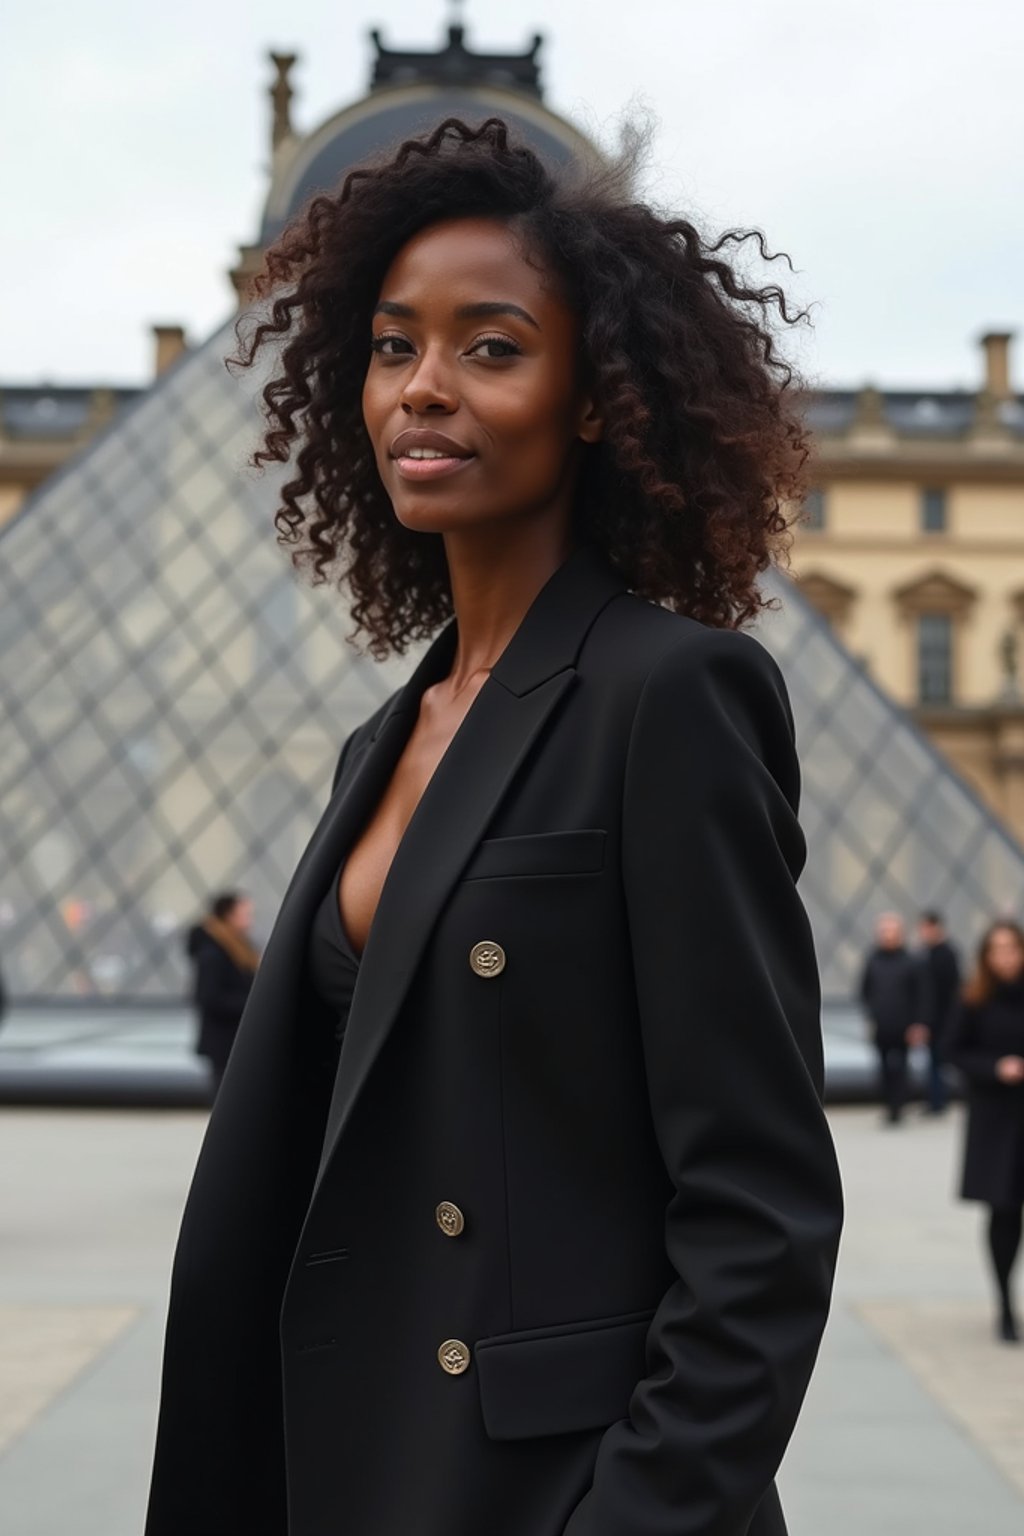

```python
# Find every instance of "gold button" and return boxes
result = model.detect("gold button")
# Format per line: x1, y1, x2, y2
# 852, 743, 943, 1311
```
435, 1201, 465, 1238
469, 940, 506, 978
438, 1338, 471, 1375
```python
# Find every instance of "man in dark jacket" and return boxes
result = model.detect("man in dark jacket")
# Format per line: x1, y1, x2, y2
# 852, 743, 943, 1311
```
860, 912, 927, 1124
916, 910, 961, 1114
186, 892, 259, 1097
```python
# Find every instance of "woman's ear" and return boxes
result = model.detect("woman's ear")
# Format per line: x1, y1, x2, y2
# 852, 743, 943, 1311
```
577, 393, 604, 445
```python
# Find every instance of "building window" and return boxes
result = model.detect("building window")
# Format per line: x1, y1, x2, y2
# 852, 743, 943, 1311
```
802, 488, 826, 530
921, 487, 947, 532
918, 613, 953, 703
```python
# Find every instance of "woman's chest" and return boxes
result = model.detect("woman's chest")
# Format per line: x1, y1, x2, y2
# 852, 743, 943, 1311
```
339, 674, 495, 953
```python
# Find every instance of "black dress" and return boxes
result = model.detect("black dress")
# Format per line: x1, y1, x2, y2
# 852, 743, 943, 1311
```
947, 979, 1024, 1208
305, 875, 362, 1036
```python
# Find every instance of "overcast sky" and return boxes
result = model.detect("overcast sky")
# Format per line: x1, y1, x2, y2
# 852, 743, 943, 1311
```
3, 0, 1022, 391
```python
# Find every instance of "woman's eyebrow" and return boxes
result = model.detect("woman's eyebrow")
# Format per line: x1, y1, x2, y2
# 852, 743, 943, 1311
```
373, 299, 539, 329
455, 301, 540, 329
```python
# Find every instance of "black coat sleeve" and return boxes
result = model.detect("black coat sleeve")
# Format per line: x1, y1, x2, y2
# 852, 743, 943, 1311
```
562, 627, 843, 1536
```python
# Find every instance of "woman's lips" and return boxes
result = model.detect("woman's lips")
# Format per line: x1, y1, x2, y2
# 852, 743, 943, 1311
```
393, 453, 477, 481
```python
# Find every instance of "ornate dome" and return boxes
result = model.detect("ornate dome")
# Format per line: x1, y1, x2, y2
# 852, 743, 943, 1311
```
255, 24, 603, 247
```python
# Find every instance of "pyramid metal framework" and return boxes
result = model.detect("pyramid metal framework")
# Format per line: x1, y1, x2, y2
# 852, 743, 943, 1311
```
3, 317, 1024, 1002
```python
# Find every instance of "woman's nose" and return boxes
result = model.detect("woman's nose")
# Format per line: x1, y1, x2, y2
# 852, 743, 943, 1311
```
400, 349, 458, 415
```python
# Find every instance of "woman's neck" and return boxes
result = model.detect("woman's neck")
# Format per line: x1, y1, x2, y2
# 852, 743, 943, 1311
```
442, 522, 576, 691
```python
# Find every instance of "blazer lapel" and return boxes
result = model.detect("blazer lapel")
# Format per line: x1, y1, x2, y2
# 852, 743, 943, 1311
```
312, 544, 627, 1193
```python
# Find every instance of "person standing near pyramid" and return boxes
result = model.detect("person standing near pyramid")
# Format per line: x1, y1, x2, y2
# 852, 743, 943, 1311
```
859, 911, 927, 1125
185, 891, 260, 1097
146, 117, 842, 1536
915, 909, 961, 1114
947, 920, 1024, 1343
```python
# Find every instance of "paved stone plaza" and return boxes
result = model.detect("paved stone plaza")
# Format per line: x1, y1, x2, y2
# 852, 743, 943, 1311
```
0, 1104, 1021, 1535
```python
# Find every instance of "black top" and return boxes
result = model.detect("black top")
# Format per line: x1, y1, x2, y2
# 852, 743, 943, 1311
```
306, 875, 361, 1040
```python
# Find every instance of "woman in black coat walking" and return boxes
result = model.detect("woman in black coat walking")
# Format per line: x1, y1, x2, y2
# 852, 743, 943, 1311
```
186, 891, 260, 1095
146, 118, 842, 1536
947, 920, 1024, 1342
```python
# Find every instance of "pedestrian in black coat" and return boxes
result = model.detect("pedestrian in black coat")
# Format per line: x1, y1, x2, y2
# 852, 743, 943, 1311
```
859, 911, 927, 1124
145, 119, 842, 1536
916, 910, 961, 1114
186, 891, 259, 1095
947, 920, 1024, 1343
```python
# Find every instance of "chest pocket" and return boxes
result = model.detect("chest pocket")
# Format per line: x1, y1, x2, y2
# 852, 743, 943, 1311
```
462, 829, 606, 882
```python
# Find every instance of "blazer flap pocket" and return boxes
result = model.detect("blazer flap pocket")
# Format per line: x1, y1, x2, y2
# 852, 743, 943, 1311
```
463, 829, 607, 882
475, 1309, 653, 1441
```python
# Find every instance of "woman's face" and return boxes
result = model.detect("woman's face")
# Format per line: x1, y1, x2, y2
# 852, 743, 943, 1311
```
986, 926, 1024, 983
362, 216, 601, 537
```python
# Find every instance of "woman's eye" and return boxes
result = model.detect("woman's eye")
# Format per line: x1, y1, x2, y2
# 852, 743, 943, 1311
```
370, 334, 413, 357
468, 335, 521, 360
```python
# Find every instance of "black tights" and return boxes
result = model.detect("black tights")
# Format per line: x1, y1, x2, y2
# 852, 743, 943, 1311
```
987, 1206, 1023, 1315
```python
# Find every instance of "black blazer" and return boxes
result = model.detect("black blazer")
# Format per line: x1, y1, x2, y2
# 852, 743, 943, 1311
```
146, 545, 842, 1536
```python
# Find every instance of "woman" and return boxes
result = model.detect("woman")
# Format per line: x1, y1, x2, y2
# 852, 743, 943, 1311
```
947, 921, 1024, 1343
146, 119, 842, 1536
186, 890, 259, 1094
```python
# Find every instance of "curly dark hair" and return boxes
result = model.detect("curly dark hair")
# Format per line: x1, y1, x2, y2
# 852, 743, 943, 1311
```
232, 116, 811, 656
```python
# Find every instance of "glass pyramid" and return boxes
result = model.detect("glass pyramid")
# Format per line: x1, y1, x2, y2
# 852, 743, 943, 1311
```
755, 590, 1024, 996
0, 318, 407, 1001
2, 317, 1022, 1002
